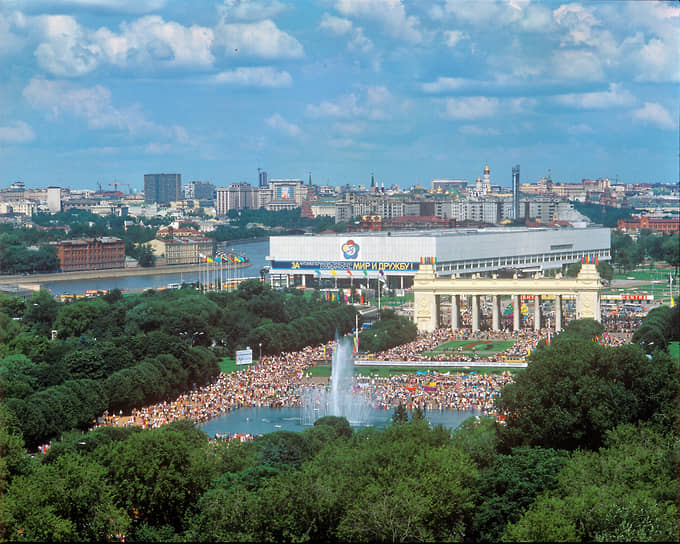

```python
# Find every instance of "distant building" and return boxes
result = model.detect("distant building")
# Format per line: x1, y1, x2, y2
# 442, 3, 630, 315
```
258, 170, 268, 188
1, 181, 25, 202
258, 179, 306, 211
51, 237, 125, 271
431, 179, 467, 194
216, 183, 258, 215
47, 186, 62, 212
617, 214, 680, 234
185, 181, 215, 200
149, 236, 214, 265
144, 173, 181, 204
512, 165, 520, 220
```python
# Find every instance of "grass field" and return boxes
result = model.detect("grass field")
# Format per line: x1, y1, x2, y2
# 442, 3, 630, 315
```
433, 340, 515, 355
669, 342, 679, 362
218, 357, 250, 374
306, 364, 518, 378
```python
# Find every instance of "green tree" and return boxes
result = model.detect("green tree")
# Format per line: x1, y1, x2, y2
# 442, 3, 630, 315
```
0, 453, 130, 542
22, 290, 60, 337
103, 421, 218, 532
392, 403, 409, 424
503, 424, 678, 542
471, 446, 568, 542
496, 335, 678, 451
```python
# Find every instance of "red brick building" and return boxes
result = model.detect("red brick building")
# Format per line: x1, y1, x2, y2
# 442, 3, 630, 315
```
617, 215, 680, 234
51, 237, 126, 271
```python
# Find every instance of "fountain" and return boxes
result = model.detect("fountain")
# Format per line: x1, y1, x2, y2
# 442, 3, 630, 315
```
300, 335, 373, 426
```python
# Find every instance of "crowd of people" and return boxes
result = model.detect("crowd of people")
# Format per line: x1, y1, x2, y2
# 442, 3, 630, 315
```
89, 312, 634, 439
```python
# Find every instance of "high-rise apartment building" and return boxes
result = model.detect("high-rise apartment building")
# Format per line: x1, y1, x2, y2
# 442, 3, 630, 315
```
215, 183, 258, 215
184, 181, 215, 200
258, 170, 268, 188
47, 186, 62, 212
512, 165, 520, 220
144, 173, 181, 204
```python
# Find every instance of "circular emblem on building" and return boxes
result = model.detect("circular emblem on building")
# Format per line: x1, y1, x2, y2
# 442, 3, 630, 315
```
342, 240, 359, 259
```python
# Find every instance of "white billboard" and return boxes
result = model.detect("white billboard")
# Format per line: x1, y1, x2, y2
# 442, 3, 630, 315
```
236, 348, 253, 365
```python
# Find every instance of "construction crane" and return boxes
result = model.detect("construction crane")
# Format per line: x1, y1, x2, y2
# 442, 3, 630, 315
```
108, 181, 130, 192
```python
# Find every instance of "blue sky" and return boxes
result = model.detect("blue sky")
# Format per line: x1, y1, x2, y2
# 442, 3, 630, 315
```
0, 0, 678, 191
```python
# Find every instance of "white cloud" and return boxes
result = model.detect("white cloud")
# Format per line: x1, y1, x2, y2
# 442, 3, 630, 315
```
632, 102, 677, 130
443, 30, 466, 47
0, 121, 35, 144
552, 49, 603, 80
320, 13, 353, 35
432, 0, 550, 31
22, 77, 187, 142
334, 0, 422, 44
307, 86, 398, 120
319, 13, 373, 53
553, 3, 601, 48
214, 19, 303, 58
0, 11, 28, 57
214, 66, 292, 87
508, 97, 536, 113
307, 94, 361, 119
459, 125, 500, 136
556, 83, 635, 109
218, 0, 286, 22
17, 0, 166, 14
441, 96, 499, 120
421, 77, 471, 93
266, 113, 301, 137
32, 14, 215, 76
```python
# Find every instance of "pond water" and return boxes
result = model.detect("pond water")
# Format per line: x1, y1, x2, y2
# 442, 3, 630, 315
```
199, 406, 480, 438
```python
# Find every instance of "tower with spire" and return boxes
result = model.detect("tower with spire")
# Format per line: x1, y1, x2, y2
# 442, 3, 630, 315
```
483, 163, 491, 195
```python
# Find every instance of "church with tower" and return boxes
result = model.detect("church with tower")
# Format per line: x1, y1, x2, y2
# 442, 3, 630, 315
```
470, 163, 492, 197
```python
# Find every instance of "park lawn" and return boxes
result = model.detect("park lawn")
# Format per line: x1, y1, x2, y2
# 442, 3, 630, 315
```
305, 363, 519, 378
435, 340, 515, 353
669, 342, 680, 362
218, 357, 250, 374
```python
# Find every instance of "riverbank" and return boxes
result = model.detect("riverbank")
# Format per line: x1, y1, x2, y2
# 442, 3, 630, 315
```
0, 261, 252, 285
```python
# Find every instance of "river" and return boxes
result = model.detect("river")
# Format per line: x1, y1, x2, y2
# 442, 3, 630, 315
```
40, 240, 269, 295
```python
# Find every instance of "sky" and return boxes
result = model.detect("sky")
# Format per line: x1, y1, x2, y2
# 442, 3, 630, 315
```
0, 0, 678, 191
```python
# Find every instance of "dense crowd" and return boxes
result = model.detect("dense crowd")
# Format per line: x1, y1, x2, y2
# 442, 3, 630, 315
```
91, 316, 632, 437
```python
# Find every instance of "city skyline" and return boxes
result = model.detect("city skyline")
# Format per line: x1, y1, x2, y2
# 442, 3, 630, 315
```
0, 0, 677, 190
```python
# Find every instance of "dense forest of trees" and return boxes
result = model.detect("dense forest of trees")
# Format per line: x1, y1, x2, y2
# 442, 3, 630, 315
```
0, 281, 356, 449
0, 275, 678, 542
611, 229, 679, 272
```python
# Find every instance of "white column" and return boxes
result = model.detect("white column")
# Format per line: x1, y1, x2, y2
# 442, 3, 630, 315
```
432, 294, 441, 329
301, 274, 306, 287
534, 295, 542, 331
492, 295, 500, 331
471, 295, 480, 332
513, 294, 521, 332
451, 295, 460, 330
555, 294, 562, 331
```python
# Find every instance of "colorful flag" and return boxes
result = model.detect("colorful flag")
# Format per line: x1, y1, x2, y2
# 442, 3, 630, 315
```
362, 269, 368, 276
314, 269, 321, 275
330, 270, 338, 275
346, 269, 352, 276
206, 257, 214, 263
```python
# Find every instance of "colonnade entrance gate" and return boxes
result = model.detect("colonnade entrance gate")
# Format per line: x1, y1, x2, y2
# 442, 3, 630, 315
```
413, 262, 602, 333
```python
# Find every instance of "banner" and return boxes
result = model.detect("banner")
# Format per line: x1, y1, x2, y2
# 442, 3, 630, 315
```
236, 348, 253, 365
